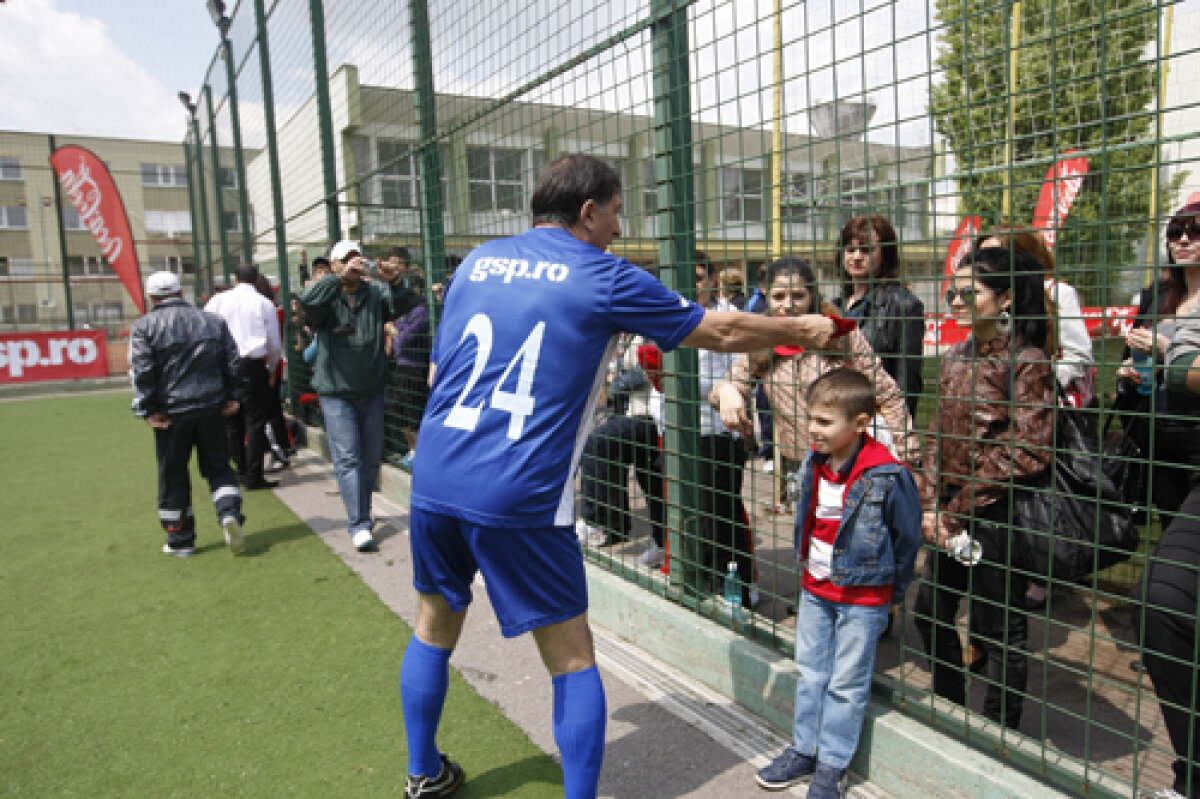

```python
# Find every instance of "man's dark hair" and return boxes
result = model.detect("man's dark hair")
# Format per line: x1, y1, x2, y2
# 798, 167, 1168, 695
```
807, 367, 876, 419
234, 263, 259, 285
390, 246, 411, 263
312, 257, 331, 273
696, 250, 717, 279
531, 155, 621, 226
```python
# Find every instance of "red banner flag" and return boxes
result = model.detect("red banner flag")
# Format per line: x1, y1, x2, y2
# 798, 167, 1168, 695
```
49, 146, 145, 314
1032, 151, 1089, 251
937, 215, 981, 347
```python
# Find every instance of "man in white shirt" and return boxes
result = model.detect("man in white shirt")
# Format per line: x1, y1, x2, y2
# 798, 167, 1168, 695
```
205, 264, 284, 489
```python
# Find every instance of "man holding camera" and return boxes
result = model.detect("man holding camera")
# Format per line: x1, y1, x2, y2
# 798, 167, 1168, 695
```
298, 239, 419, 551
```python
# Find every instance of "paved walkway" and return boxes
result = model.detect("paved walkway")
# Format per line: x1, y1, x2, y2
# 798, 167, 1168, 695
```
273, 448, 892, 799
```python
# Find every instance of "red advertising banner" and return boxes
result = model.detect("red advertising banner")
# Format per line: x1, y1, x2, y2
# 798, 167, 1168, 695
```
923, 306, 1137, 347
1032, 151, 1089, 251
49, 146, 145, 315
937, 216, 982, 347
0, 330, 110, 384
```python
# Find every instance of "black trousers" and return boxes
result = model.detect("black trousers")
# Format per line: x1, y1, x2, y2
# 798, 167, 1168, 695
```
1140, 480, 1200, 798
699, 433, 751, 604
226, 359, 272, 483
579, 415, 663, 543
914, 515, 1030, 729
155, 412, 243, 548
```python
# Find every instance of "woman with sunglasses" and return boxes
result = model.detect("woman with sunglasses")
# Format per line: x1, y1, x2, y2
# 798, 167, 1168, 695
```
835, 216, 925, 417
1116, 201, 1200, 522
913, 247, 1055, 731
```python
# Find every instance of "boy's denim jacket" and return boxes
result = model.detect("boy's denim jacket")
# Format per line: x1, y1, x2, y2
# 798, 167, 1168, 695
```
792, 438, 923, 600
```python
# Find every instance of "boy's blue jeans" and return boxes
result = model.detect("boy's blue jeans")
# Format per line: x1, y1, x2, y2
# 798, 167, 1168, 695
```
792, 589, 890, 770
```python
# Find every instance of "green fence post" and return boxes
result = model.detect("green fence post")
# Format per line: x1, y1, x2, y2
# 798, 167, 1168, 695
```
218, 28, 254, 268
409, 0, 445, 291
204, 85, 233, 284
189, 113, 215, 294
182, 138, 205, 300
652, 0, 702, 594
254, 0, 290, 313
308, 0, 340, 242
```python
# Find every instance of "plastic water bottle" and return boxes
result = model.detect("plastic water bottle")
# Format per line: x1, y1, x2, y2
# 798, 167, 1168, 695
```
724, 561, 743, 618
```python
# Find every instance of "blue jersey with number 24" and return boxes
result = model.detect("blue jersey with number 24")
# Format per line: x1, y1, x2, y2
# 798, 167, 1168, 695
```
410, 226, 705, 528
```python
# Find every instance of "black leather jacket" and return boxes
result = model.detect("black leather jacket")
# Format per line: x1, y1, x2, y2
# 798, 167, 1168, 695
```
840, 283, 925, 416
129, 298, 244, 418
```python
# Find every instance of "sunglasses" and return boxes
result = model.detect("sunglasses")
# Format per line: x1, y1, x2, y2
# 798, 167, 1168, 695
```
944, 287, 981, 305
1167, 221, 1200, 243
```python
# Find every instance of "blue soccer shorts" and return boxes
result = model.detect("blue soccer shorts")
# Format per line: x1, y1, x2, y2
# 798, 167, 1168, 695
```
409, 507, 589, 638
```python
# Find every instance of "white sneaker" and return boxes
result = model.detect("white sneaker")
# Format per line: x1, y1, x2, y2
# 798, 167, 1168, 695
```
574, 519, 608, 547
1151, 789, 1187, 799
762, 460, 774, 474
636, 543, 665, 568
222, 516, 245, 554
351, 529, 376, 551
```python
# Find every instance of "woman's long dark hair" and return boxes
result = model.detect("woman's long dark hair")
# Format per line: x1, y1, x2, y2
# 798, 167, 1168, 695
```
838, 214, 900, 299
1160, 202, 1200, 315
765, 257, 820, 315
958, 247, 1048, 352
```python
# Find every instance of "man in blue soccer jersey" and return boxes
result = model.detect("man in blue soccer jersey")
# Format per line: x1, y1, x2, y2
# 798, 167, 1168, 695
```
399, 155, 847, 799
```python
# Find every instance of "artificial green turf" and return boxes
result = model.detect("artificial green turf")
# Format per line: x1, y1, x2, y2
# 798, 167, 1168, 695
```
0, 392, 563, 797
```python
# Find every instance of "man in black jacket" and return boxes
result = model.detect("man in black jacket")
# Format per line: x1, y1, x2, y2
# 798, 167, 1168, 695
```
129, 271, 247, 557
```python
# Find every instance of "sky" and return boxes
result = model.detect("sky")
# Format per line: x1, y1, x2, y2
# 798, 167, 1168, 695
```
0, 0, 217, 142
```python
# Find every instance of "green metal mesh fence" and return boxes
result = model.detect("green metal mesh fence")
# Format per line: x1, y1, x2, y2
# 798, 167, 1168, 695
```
140, 0, 1200, 795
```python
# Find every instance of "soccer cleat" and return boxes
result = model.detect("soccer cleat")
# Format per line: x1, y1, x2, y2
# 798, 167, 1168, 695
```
806, 763, 849, 799
162, 543, 196, 558
405, 754, 464, 798
222, 516, 245, 554
635, 542, 665, 568
755, 747, 815, 790
351, 529, 376, 552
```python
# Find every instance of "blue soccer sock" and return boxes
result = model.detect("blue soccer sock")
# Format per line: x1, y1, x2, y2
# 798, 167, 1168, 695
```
399, 635, 452, 777
552, 665, 607, 799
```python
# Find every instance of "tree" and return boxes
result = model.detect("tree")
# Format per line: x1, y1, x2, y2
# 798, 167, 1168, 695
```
929, 0, 1186, 304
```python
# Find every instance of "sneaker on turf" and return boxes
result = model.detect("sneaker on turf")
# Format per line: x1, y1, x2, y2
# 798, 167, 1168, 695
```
807, 763, 849, 799
162, 543, 196, 558
636, 542, 665, 568
755, 747, 815, 790
222, 516, 245, 554
574, 519, 608, 547
405, 754, 464, 798
351, 529, 376, 552
1150, 789, 1187, 799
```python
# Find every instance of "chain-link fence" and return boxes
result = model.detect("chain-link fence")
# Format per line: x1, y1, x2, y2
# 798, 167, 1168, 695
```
180, 0, 1200, 795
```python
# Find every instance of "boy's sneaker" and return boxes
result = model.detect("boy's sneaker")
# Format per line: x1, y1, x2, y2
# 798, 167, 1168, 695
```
222, 516, 245, 554
405, 754, 464, 798
755, 747, 815, 790
807, 763, 849, 799
162, 543, 196, 558
636, 542, 665, 568
574, 519, 609, 547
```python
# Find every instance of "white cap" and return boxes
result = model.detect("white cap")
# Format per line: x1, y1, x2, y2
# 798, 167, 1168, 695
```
146, 271, 181, 297
329, 240, 362, 262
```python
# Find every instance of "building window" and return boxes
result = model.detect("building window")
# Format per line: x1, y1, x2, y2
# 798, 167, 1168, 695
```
0, 157, 22, 181
223, 211, 247, 233
377, 139, 420, 209
148, 255, 194, 275
140, 164, 188, 188
467, 148, 524, 213
781, 172, 813, 224
0, 205, 29, 229
144, 210, 192, 236
67, 256, 111, 277
722, 168, 763, 223
221, 168, 238, 189
0, 303, 38, 323
62, 205, 86, 230
0, 257, 35, 278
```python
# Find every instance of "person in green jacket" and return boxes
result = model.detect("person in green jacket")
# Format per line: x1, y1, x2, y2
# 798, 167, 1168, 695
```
298, 239, 418, 551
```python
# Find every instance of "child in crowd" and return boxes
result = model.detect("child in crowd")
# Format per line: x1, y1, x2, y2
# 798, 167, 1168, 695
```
755, 368, 921, 798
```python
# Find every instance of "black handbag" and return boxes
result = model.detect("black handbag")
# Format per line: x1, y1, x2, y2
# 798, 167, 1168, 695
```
1009, 392, 1140, 581
1101, 415, 1149, 525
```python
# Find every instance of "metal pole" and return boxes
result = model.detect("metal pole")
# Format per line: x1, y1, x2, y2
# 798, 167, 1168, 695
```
1146, 4, 1174, 278
220, 34, 254, 267
204, 85, 233, 283
254, 0, 291, 312
769, 0, 784, 258
652, 0, 701, 593
190, 115, 215, 293
308, 0, 341, 242
47, 135, 75, 329
409, 0, 445, 294
182, 138, 205, 301
1000, 1, 1022, 221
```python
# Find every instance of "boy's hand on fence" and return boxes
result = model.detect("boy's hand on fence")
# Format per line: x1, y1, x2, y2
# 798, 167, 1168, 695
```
921, 511, 951, 547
